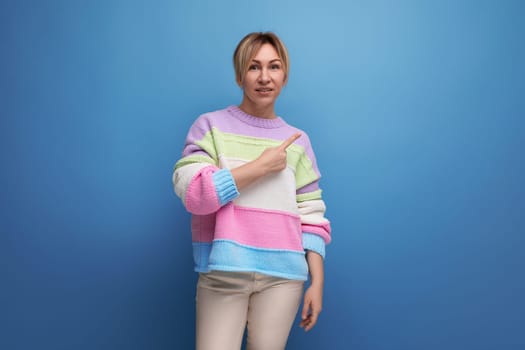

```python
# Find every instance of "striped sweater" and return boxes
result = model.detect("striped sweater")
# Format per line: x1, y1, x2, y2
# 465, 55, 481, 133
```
172, 105, 331, 280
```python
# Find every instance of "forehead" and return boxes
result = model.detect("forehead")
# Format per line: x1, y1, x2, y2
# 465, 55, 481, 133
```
251, 43, 280, 61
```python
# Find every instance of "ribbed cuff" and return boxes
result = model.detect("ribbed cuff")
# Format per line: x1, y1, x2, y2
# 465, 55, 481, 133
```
212, 169, 239, 205
302, 233, 326, 258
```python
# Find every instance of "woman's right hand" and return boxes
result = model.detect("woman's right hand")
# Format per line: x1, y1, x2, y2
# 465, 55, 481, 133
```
255, 132, 301, 174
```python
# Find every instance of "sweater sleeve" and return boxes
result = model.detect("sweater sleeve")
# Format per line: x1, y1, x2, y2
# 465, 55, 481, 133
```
297, 186, 331, 258
295, 134, 331, 258
172, 116, 239, 215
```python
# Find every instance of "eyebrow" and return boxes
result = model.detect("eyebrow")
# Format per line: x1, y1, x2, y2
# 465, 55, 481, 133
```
251, 59, 282, 64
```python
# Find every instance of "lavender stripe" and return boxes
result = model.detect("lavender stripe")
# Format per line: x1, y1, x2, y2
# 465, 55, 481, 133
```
296, 181, 320, 194
183, 106, 321, 176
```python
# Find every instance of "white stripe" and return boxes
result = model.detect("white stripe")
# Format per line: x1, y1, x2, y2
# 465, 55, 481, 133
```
298, 199, 329, 225
172, 163, 212, 202
223, 157, 299, 213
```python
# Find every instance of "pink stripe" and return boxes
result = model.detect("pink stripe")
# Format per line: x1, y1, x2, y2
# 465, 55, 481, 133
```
185, 165, 221, 215
192, 213, 216, 243
302, 223, 332, 244
214, 205, 303, 251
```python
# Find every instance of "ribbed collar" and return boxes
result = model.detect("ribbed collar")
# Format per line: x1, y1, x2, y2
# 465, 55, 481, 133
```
227, 105, 286, 129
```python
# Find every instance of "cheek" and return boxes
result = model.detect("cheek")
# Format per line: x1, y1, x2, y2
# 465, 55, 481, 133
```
242, 75, 257, 87
276, 73, 286, 86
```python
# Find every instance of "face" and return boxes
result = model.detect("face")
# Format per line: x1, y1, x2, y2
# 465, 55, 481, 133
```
240, 43, 287, 114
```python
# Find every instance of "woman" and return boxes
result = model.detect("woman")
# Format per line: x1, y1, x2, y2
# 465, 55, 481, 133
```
172, 32, 331, 350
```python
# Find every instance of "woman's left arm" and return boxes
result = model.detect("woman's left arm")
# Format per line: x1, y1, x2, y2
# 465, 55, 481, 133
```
300, 251, 324, 332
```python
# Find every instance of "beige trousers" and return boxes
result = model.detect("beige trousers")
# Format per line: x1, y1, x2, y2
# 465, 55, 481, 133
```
196, 271, 304, 350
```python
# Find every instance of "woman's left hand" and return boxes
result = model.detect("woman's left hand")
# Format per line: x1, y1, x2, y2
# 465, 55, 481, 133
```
300, 283, 323, 332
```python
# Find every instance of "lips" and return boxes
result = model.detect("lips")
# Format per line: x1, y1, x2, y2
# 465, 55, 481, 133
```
255, 87, 273, 92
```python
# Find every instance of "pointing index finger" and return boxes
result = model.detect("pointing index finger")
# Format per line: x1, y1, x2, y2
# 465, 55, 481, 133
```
279, 132, 301, 150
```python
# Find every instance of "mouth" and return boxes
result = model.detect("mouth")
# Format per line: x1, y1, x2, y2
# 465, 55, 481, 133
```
255, 87, 273, 92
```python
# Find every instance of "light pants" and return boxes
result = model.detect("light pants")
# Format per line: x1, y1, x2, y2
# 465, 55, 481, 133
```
196, 270, 304, 350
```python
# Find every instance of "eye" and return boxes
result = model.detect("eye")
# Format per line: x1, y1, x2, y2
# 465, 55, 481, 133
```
248, 64, 260, 71
270, 64, 281, 70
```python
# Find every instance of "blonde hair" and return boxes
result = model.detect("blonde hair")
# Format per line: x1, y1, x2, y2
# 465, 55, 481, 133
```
233, 32, 290, 86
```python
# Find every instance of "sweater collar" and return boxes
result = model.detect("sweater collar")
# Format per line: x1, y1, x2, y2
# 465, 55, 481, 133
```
227, 105, 286, 129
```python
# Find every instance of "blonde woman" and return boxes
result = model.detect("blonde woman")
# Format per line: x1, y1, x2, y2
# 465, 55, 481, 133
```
173, 32, 331, 350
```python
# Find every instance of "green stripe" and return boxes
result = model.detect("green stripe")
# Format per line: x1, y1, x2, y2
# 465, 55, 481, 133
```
195, 131, 219, 163
217, 128, 301, 163
174, 155, 216, 170
295, 153, 318, 189
212, 128, 319, 186
175, 127, 320, 188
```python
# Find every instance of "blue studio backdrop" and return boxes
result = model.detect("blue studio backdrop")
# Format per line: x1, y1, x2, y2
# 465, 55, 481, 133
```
1, 0, 524, 349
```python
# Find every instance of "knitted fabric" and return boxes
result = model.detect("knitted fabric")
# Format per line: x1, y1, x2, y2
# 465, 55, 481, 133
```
173, 106, 331, 280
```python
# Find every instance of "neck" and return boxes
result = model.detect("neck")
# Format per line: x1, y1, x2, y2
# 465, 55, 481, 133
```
238, 99, 276, 119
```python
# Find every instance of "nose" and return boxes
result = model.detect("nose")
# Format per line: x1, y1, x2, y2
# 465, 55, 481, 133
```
258, 68, 270, 84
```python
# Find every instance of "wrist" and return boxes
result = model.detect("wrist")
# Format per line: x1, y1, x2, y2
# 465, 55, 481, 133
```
309, 278, 324, 288
251, 158, 271, 178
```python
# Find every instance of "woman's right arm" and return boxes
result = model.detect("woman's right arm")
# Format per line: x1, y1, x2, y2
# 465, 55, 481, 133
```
231, 133, 301, 190
174, 125, 300, 214
173, 116, 239, 215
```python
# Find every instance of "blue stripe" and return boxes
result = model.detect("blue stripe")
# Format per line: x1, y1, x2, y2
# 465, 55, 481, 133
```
192, 242, 213, 272
302, 233, 326, 258
192, 240, 308, 280
212, 169, 239, 205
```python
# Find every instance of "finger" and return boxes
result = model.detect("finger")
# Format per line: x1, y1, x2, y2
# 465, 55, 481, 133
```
300, 315, 311, 327
279, 132, 301, 150
299, 317, 308, 328
306, 312, 319, 331
301, 301, 309, 320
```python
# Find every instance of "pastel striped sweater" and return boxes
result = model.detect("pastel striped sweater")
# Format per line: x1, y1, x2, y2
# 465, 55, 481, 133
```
172, 106, 331, 281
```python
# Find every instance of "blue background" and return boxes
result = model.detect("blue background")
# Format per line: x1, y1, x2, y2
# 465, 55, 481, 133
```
1, 0, 524, 349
